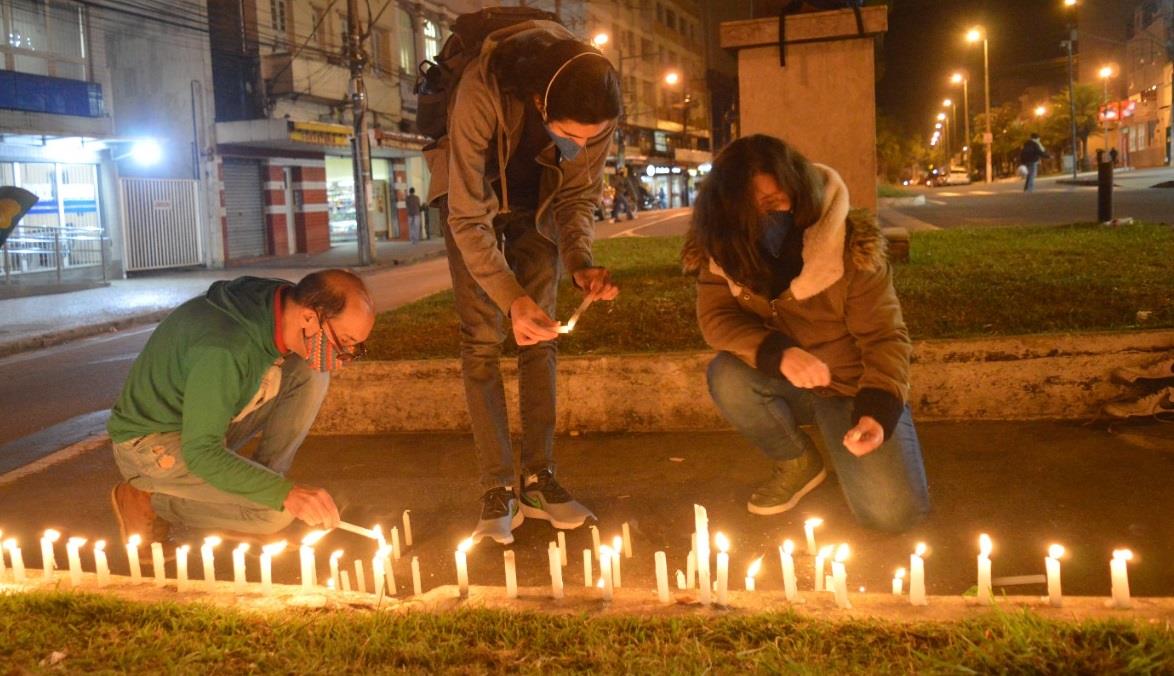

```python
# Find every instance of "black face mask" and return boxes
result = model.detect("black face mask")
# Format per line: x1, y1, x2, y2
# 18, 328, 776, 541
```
760, 210, 795, 258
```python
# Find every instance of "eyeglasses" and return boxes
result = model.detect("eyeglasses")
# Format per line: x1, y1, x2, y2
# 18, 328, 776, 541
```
321, 316, 367, 362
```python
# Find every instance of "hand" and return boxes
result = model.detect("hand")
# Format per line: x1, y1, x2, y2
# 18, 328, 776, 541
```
283, 485, 340, 529
780, 347, 831, 389
509, 295, 560, 345
843, 416, 884, 457
572, 267, 620, 301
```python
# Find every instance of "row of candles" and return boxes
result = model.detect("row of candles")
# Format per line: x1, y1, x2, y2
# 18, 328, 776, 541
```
0, 511, 1138, 609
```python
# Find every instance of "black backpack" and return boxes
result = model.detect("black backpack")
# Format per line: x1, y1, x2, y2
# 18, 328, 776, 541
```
414, 7, 559, 140
778, 1, 866, 66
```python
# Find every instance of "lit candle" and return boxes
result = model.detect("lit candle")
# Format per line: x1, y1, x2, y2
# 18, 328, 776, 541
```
1045, 544, 1064, 608
655, 551, 671, 604
384, 546, 398, 595
582, 549, 593, 587
259, 541, 286, 594
328, 549, 342, 592
92, 540, 108, 587
779, 540, 799, 602
892, 567, 905, 595
804, 518, 823, 556
300, 530, 326, 590
233, 543, 251, 593
694, 505, 711, 606
675, 569, 686, 590
411, 556, 422, 596
0, 530, 4, 579
175, 544, 190, 592
66, 537, 87, 588
201, 536, 221, 591
910, 543, 928, 606
152, 542, 166, 587
548, 542, 564, 599
977, 534, 993, 606
402, 510, 413, 547
611, 536, 623, 588
745, 556, 763, 592
371, 545, 388, 597
40, 529, 61, 581
714, 532, 730, 605
455, 538, 473, 598
1110, 549, 1132, 609
590, 526, 601, 560
814, 545, 833, 592
340, 569, 352, 592
557, 531, 568, 566
831, 544, 851, 609
6, 539, 26, 583
354, 559, 367, 594
621, 522, 633, 558
599, 545, 614, 601
504, 550, 518, 598
391, 527, 402, 561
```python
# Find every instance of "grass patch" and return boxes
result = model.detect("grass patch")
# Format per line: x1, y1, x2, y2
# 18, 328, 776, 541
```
2, 592, 1171, 673
878, 183, 916, 198
366, 223, 1174, 360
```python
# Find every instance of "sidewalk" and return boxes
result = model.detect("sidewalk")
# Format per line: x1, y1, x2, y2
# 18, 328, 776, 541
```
0, 238, 446, 358
1052, 165, 1174, 189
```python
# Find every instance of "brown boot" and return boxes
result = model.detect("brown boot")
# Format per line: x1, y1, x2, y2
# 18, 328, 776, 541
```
110, 482, 170, 544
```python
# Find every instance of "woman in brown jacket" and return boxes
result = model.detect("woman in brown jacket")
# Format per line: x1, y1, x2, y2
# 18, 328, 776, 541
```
683, 135, 929, 532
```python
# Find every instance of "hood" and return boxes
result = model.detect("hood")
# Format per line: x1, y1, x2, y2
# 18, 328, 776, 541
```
203, 276, 288, 359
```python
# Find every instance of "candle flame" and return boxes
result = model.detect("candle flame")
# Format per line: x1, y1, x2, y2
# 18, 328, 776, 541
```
457, 538, 474, 554
747, 557, 763, 578
1113, 549, 1133, 562
262, 541, 288, 556
374, 524, 386, 547
43, 529, 61, 542
914, 543, 927, 557
834, 544, 850, 562
782, 539, 794, 555
127, 533, 141, 547
804, 517, 823, 528
302, 530, 327, 546
2, 538, 16, 552
1048, 544, 1065, 559
895, 567, 906, 579
715, 532, 730, 553
612, 535, 623, 551
600, 545, 613, 558
327, 578, 335, 590
94, 540, 106, 552
330, 549, 344, 562
818, 545, 834, 558
67, 537, 87, 547
596, 577, 605, 589
177, 544, 191, 555
202, 535, 222, 548
979, 533, 992, 556
235, 543, 250, 553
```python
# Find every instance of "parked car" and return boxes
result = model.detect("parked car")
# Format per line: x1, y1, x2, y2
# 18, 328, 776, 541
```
924, 167, 972, 187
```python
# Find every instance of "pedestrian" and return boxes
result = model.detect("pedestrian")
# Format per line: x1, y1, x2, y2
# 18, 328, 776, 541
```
1018, 133, 1049, 192
405, 187, 422, 244
107, 270, 375, 542
610, 182, 635, 222
426, 18, 621, 544
657, 187, 667, 209
1109, 147, 1119, 167
682, 134, 930, 532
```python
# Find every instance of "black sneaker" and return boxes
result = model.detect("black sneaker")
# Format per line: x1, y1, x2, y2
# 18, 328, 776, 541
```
470, 486, 524, 545
519, 469, 596, 529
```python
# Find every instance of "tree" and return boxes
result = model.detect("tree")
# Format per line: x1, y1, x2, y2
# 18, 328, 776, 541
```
972, 103, 1028, 176
1042, 83, 1102, 166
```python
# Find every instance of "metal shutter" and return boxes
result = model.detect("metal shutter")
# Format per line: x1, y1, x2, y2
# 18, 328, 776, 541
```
222, 159, 267, 259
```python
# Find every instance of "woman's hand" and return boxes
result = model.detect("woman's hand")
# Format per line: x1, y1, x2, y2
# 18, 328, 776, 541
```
510, 295, 560, 345
572, 267, 620, 301
842, 416, 884, 457
780, 347, 831, 389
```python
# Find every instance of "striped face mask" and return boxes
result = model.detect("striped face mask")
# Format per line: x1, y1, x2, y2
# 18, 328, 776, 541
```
303, 328, 343, 372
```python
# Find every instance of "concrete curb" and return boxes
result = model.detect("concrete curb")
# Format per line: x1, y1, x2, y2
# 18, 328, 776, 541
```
311, 330, 1174, 435
878, 195, 926, 208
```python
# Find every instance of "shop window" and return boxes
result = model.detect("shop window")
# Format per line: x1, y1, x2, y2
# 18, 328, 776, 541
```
423, 19, 440, 62
1, 0, 87, 80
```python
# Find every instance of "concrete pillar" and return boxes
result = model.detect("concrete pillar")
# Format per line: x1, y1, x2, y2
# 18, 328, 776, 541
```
720, 7, 888, 212
413, 5, 429, 68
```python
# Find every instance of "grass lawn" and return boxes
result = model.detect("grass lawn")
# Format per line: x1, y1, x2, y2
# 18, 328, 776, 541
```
2, 592, 1172, 672
366, 223, 1174, 361
878, 184, 917, 198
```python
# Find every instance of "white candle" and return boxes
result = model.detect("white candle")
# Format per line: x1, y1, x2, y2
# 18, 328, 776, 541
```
694, 505, 711, 606
655, 551, 671, 604
402, 510, 413, 547
125, 533, 142, 582
384, 548, 397, 595
504, 550, 518, 598
582, 549, 593, 587
892, 567, 905, 595
152, 542, 166, 587
611, 536, 623, 588
1045, 544, 1064, 608
6, 539, 26, 583
745, 556, 763, 592
259, 541, 286, 594
814, 545, 833, 592
233, 544, 251, 593
40, 529, 60, 580
201, 536, 221, 590
354, 559, 367, 594
714, 532, 730, 606
548, 542, 564, 599
328, 549, 343, 592
340, 569, 352, 592
977, 534, 993, 606
411, 556, 422, 596
391, 527, 402, 561
686, 550, 696, 589
831, 544, 851, 609
175, 544, 191, 592
676, 569, 686, 590
779, 540, 799, 602
590, 526, 601, 560
910, 543, 928, 606
372, 546, 388, 597
300, 530, 326, 590
621, 522, 633, 558
804, 518, 823, 556
599, 545, 614, 601
66, 537, 86, 588
1110, 549, 1132, 609
455, 538, 473, 598
0, 530, 5, 579
557, 531, 568, 566
92, 540, 108, 587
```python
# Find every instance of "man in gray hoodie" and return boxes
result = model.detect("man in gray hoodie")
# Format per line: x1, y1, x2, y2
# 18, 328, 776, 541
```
425, 21, 621, 544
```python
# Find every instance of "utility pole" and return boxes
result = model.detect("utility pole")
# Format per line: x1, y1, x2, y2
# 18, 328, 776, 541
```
982, 37, 993, 184
1065, 29, 1080, 178
347, 0, 375, 265
1167, 0, 1174, 166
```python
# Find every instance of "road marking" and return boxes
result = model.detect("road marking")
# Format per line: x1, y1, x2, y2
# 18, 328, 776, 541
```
0, 433, 109, 487
928, 200, 948, 205
971, 190, 996, 196
609, 209, 690, 238
937, 191, 962, 197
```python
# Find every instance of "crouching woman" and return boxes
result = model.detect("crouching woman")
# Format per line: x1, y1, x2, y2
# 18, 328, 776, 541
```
683, 134, 929, 532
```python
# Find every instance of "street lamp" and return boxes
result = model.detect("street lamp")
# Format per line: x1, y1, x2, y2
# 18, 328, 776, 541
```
966, 27, 993, 183
943, 98, 957, 159
591, 32, 608, 48
950, 71, 972, 173
664, 70, 680, 86
1062, 0, 1080, 178
1099, 65, 1116, 157
1034, 105, 1048, 118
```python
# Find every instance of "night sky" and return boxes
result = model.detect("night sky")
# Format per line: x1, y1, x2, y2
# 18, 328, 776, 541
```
875, 0, 1073, 136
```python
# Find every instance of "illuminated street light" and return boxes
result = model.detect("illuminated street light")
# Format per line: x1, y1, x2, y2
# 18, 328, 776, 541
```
935, 122, 942, 129
129, 139, 162, 167
966, 28, 983, 44
1063, 0, 1076, 6
592, 32, 609, 48
663, 70, 680, 86
942, 98, 952, 107
951, 72, 964, 85
937, 113, 946, 121
1098, 65, 1113, 80
1034, 105, 1048, 117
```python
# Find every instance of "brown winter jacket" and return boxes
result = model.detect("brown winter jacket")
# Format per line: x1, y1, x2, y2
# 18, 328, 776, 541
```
424, 20, 615, 313
687, 165, 912, 432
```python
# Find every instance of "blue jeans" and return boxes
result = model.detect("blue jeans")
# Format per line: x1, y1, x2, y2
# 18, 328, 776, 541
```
1024, 161, 1039, 192
707, 352, 930, 532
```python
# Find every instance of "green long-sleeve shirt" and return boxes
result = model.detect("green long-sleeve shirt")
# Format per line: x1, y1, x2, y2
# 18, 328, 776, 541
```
108, 277, 294, 510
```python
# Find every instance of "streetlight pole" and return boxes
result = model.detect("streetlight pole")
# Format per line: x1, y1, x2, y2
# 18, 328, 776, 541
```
1099, 66, 1113, 157
982, 36, 992, 183
1063, 0, 1080, 178
952, 72, 971, 173
346, 0, 374, 265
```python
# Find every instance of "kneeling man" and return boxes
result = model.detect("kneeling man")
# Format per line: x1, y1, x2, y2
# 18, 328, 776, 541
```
107, 270, 375, 541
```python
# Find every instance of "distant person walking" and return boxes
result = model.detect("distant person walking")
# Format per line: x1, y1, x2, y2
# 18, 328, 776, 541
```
405, 187, 422, 244
610, 182, 635, 223
1018, 133, 1049, 192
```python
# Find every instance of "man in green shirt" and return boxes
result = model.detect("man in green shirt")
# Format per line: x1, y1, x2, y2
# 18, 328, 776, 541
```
107, 269, 375, 542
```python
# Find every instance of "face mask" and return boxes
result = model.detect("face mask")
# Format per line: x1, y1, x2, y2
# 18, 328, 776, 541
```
760, 210, 795, 258
546, 126, 584, 161
303, 329, 343, 373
